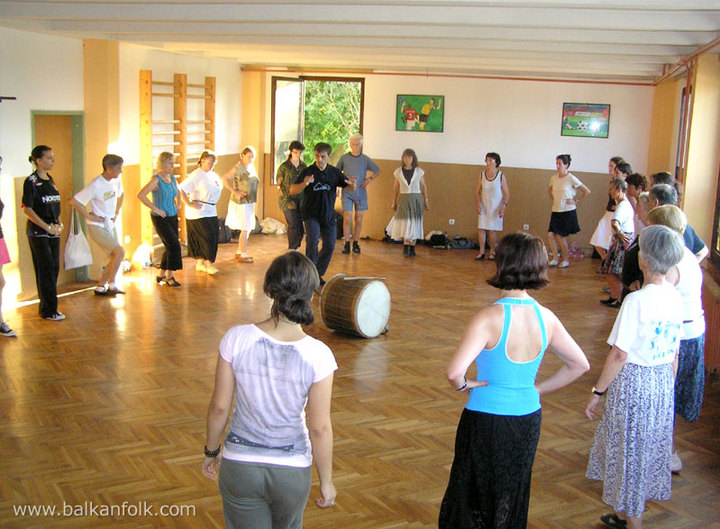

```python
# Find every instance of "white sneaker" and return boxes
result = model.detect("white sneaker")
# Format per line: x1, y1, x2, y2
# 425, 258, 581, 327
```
558, 260, 570, 268
548, 259, 559, 266
206, 264, 220, 275
671, 451, 682, 473
0, 322, 17, 337
195, 261, 207, 273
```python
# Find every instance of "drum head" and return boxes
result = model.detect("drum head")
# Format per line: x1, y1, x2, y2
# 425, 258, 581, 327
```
354, 280, 391, 338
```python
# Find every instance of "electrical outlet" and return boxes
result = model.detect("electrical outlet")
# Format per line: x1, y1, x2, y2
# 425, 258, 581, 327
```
449, 219, 455, 225
523, 224, 530, 231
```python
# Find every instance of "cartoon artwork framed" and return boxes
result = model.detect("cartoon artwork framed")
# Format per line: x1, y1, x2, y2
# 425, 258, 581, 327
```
396, 95, 444, 133
561, 103, 610, 138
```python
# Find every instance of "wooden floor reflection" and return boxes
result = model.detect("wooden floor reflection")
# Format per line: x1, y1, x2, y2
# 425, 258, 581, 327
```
1, 235, 718, 528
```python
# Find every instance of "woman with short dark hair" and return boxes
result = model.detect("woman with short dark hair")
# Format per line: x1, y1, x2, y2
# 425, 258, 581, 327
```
475, 152, 509, 261
439, 232, 589, 528
203, 252, 337, 528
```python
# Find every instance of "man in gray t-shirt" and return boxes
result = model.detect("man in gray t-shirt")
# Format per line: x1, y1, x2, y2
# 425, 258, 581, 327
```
336, 135, 380, 254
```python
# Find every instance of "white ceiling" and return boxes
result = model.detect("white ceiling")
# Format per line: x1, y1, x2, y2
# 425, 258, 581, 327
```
1, 1, 719, 83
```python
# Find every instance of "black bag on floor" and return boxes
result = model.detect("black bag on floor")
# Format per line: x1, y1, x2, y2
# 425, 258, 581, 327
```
450, 236, 474, 249
218, 217, 232, 244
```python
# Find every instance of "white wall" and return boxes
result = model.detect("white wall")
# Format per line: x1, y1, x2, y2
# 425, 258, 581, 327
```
362, 75, 654, 173
263, 72, 653, 171
0, 27, 84, 305
118, 44, 243, 164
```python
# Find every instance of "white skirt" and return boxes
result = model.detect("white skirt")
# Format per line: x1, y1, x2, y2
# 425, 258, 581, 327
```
226, 201, 255, 231
590, 210, 614, 250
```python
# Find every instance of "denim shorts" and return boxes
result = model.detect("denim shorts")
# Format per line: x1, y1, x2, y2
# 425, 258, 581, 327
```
341, 188, 368, 211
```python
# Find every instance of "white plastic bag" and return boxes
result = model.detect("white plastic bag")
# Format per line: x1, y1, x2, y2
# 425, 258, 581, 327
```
64, 210, 93, 270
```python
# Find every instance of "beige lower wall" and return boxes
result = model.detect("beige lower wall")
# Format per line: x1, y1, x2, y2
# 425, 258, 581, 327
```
259, 157, 611, 251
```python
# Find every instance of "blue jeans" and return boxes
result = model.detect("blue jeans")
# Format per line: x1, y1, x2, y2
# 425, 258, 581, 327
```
304, 217, 336, 278
282, 208, 304, 250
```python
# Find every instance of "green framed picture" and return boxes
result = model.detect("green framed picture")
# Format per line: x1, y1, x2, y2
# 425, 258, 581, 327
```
396, 94, 444, 133
561, 103, 610, 138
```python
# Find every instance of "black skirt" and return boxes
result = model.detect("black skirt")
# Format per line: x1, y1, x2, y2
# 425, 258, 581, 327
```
439, 408, 542, 529
186, 216, 219, 261
548, 210, 580, 237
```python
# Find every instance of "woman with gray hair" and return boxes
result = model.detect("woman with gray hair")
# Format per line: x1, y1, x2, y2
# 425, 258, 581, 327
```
585, 224, 685, 529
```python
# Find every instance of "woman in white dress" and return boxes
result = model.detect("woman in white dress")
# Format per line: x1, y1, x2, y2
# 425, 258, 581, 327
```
222, 146, 259, 263
475, 152, 509, 261
590, 156, 625, 261
386, 148, 429, 258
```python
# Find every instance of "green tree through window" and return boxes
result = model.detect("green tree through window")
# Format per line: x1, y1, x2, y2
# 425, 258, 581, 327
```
303, 80, 361, 165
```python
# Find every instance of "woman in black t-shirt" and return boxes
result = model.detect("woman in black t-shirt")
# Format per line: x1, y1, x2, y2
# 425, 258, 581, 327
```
21, 145, 65, 321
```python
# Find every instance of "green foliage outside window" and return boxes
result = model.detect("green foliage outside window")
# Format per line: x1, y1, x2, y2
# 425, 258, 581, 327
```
302, 80, 361, 166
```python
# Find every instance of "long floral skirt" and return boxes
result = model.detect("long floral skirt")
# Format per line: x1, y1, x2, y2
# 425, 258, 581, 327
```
586, 362, 674, 518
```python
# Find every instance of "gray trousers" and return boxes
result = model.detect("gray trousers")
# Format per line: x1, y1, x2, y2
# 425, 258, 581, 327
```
218, 459, 311, 529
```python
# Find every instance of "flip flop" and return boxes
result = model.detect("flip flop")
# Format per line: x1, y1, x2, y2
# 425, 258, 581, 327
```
600, 513, 627, 528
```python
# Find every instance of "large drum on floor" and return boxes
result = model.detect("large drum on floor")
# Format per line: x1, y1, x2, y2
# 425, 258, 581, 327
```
320, 274, 391, 338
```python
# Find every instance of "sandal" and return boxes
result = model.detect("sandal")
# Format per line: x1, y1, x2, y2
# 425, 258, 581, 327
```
600, 513, 627, 528
474, 253, 485, 261
165, 277, 181, 287
488, 253, 495, 261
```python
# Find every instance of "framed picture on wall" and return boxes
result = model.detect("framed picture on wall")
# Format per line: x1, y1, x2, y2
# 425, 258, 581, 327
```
561, 103, 610, 138
396, 94, 444, 132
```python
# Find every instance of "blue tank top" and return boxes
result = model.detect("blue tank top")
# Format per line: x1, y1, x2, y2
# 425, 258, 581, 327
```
466, 297, 548, 416
151, 174, 178, 217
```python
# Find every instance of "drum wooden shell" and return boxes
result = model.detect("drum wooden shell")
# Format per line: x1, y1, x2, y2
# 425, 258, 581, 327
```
320, 274, 391, 338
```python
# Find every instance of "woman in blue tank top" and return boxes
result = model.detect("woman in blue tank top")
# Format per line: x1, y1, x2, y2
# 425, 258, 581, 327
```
439, 232, 590, 529
138, 151, 183, 286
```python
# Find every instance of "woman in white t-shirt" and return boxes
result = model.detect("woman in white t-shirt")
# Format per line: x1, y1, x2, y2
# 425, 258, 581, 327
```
585, 225, 685, 529
600, 179, 635, 308
547, 154, 590, 268
180, 151, 223, 275
202, 252, 337, 528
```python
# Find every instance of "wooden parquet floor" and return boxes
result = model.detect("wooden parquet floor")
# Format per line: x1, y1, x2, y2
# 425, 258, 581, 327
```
1, 235, 718, 528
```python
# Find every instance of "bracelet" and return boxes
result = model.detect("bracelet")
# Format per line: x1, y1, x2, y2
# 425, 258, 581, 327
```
456, 377, 468, 391
204, 444, 222, 458
591, 386, 606, 396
